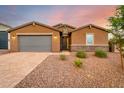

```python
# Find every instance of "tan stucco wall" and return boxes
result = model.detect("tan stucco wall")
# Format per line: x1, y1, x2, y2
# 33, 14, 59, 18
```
10, 24, 60, 52
71, 26, 108, 46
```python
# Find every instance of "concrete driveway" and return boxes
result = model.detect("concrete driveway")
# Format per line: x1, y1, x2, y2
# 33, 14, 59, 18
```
0, 49, 9, 55
0, 52, 50, 88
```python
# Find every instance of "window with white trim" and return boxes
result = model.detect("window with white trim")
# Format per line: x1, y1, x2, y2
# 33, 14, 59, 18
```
86, 33, 94, 45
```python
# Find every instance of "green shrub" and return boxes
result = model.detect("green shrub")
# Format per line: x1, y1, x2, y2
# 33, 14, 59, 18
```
95, 49, 107, 58
74, 58, 83, 68
60, 54, 66, 60
76, 50, 86, 58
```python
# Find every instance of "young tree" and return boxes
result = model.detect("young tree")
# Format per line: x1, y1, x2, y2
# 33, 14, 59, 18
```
108, 5, 124, 70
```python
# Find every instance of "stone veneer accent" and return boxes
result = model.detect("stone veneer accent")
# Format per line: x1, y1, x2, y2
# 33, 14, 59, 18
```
71, 45, 109, 52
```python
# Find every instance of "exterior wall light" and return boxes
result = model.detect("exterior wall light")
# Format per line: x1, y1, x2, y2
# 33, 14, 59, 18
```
54, 36, 57, 39
12, 35, 16, 39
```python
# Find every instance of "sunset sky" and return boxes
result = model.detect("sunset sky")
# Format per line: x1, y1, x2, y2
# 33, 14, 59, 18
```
0, 5, 117, 28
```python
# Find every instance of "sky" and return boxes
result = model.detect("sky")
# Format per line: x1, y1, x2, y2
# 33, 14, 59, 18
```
0, 5, 117, 28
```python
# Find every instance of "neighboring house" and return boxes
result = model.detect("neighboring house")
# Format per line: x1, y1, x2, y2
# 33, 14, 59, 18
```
0, 23, 11, 49
8, 21, 109, 52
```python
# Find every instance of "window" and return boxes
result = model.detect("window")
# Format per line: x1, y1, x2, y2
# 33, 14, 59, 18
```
86, 33, 94, 45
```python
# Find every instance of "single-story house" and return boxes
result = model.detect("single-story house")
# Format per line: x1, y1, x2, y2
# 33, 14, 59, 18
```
0, 23, 11, 49
7, 21, 109, 52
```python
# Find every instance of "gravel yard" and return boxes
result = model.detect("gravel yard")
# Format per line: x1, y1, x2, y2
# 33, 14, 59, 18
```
15, 52, 124, 88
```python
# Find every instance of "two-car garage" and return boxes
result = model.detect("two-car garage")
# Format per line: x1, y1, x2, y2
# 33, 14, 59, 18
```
8, 22, 60, 52
18, 35, 52, 52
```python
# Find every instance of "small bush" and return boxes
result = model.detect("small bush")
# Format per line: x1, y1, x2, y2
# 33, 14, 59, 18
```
74, 58, 83, 68
76, 50, 86, 58
95, 49, 107, 58
60, 54, 66, 60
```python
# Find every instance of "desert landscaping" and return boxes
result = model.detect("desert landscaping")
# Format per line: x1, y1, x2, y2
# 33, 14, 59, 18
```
15, 52, 124, 88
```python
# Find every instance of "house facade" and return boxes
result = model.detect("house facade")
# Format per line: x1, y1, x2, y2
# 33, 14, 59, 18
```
71, 24, 109, 51
8, 22, 60, 52
8, 21, 109, 52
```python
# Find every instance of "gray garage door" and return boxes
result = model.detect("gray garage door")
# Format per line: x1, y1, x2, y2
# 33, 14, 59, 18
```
18, 35, 52, 52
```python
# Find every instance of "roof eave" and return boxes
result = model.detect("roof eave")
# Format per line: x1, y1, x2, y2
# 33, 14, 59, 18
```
71, 24, 108, 33
53, 23, 76, 29
0, 23, 12, 28
7, 21, 61, 33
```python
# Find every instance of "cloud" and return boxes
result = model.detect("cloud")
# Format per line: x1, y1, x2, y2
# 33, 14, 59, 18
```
44, 5, 117, 27
0, 5, 117, 28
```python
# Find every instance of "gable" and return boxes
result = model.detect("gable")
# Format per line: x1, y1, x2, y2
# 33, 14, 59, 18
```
71, 25, 108, 45
55, 25, 75, 32
8, 21, 61, 33
72, 26, 108, 36
53, 23, 76, 32
71, 24, 108, 33
10, 24, 61, 34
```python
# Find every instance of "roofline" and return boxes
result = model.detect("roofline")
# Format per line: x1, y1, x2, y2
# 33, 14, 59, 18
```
53, 23, 76, 29
71, 24, 108, 33
0, 23, 12, 28
7, 21, 61, 33
53, 23, 63, 27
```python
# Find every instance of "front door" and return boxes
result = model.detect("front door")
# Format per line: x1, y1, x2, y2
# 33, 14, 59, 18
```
62, 37, 68, 50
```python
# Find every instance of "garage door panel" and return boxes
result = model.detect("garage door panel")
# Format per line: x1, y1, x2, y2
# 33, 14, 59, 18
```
19, 35, 52, 52
20, 46, 51, 52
